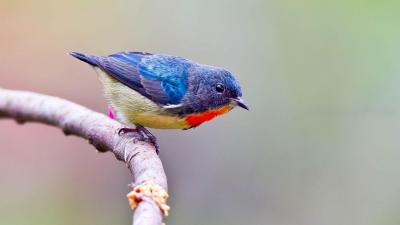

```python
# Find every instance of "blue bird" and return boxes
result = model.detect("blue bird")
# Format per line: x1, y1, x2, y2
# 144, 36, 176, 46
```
70, 51, 248, 152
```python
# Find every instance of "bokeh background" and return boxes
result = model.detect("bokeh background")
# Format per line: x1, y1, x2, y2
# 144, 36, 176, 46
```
1, 0, 400, 224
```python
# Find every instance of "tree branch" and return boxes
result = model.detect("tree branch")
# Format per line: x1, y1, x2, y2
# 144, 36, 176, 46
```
0, 88, 168, 225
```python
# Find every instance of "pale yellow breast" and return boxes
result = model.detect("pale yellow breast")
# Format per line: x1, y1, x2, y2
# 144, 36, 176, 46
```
95, 68, 190, 129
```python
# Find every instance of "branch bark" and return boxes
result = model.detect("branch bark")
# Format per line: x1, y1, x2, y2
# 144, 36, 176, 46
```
0, 88, 168, 225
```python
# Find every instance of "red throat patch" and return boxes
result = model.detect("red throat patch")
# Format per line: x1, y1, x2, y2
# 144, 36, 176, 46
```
185, 105, 233, 127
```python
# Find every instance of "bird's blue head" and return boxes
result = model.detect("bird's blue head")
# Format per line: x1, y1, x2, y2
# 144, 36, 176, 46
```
181, 65, 248, 114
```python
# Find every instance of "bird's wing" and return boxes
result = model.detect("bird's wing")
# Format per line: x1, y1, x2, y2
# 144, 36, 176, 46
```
98, 52, 191, 106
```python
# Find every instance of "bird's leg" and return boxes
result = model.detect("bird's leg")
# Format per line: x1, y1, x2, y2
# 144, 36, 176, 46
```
118, 125, 160, 154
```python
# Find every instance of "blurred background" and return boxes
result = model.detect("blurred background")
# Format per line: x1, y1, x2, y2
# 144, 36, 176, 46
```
1, 0, 400, 224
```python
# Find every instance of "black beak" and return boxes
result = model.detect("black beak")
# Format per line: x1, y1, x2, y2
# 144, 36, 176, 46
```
232, 97, 249, 110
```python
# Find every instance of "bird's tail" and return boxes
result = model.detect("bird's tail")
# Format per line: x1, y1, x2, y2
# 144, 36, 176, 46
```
69, 51, 101, 67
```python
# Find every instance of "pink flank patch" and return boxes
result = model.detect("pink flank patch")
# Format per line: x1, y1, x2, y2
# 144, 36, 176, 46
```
107, 106, 115, 120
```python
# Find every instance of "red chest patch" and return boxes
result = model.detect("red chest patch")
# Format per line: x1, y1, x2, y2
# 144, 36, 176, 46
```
185, 105, 232, 127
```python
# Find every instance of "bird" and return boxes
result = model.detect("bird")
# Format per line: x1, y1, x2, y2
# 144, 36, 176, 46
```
70, 51, 248, 152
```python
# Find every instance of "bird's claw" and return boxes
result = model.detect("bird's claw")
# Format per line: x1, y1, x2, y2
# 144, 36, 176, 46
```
118, 126, 160, 154
118, 127, 138, 136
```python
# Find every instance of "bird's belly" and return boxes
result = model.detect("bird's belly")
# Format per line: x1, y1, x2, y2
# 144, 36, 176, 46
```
127, 112, 189, 129
109, 86, 190, 129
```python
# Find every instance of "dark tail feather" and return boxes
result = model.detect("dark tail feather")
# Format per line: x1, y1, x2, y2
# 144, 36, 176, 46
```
69, 51, 100, 66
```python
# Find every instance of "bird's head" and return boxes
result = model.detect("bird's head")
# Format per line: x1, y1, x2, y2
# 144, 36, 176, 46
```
184, 66, 249, 113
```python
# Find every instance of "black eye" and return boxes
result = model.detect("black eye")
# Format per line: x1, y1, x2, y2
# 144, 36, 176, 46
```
215, 84, 225, 93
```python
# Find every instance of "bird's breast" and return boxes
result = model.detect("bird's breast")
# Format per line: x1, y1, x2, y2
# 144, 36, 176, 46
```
184, 105, 234, 127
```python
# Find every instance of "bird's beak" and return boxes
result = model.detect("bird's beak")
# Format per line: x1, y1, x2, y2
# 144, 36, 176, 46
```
232, 97, 249, 110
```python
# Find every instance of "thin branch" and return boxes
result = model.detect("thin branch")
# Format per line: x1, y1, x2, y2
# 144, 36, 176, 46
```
0, 88, 168, 225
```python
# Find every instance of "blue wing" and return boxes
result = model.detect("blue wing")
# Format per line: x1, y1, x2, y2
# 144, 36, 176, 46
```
70, 51, 191, 106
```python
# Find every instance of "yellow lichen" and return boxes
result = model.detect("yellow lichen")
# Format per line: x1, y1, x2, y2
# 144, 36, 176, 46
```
127, 181, 170, 216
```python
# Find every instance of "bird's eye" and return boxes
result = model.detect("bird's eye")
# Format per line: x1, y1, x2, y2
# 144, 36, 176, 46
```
215, 84, 225, 93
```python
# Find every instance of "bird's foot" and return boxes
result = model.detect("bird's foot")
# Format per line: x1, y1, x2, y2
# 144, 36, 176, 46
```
135, 125, 160, 154
118, 126, 160, 154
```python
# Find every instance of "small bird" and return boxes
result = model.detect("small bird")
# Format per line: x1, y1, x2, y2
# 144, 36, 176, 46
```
70, 51, 248, 152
